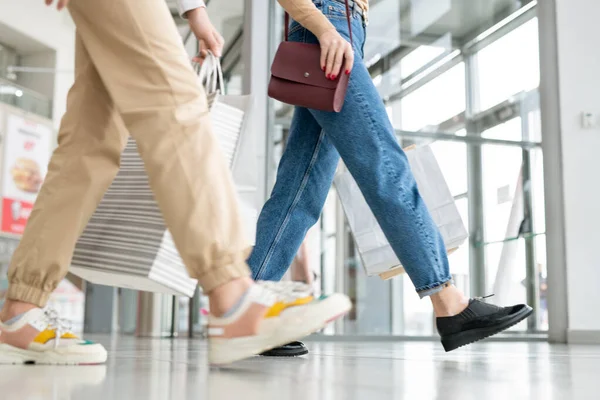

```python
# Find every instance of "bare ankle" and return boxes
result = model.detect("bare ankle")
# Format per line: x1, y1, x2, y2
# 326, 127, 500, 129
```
430, 285, 469, 318
207, 277, 253, 317
0, 300, 37, 322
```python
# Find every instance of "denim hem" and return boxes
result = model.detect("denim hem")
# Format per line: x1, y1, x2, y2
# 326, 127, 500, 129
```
416, 278, 453, 299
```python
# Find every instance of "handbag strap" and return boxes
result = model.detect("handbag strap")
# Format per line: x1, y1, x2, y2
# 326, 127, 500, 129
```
284, 0, 353, 43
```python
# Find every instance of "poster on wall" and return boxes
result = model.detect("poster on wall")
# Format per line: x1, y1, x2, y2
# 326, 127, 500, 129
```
1, 113, 52, 235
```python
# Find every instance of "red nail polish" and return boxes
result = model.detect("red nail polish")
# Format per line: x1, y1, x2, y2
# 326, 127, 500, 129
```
346, 70, 350, 75
326, 74, 330, 79
332, 75, 337, 80
322, 66, 325, 71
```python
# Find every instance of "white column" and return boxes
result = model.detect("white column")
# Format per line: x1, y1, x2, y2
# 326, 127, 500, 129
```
539, 0, 600, 343
242, 0, 272, 206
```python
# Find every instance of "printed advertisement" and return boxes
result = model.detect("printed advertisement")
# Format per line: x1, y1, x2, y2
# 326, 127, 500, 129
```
1, 113, 52, 235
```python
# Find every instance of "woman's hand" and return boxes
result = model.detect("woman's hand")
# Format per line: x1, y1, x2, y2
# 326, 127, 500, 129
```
44, 0, 69, 10
187, 8, 225, 63
318, 29, 354, 80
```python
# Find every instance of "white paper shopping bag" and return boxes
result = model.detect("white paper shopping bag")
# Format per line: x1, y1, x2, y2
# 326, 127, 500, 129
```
335, 145, 468, 279
70, 56, 257, 297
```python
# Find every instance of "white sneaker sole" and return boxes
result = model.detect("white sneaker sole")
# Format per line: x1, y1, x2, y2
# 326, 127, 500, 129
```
209, 293, 352, 365
0, 343, 108, 365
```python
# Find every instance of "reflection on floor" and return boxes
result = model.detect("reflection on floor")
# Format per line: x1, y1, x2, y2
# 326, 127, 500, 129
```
1, 337, 598, 400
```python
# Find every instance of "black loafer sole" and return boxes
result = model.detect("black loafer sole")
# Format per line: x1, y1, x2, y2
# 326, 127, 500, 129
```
441, 304, 533, 352
259, 344, 309, 357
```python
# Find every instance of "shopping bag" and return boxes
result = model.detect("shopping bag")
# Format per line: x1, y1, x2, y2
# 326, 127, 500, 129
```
70, 56, 257, 297
335, 144, 468, 280
200, 54, 259, 218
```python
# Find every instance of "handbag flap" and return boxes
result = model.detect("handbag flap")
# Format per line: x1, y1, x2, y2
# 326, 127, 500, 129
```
271, 42, 338, 89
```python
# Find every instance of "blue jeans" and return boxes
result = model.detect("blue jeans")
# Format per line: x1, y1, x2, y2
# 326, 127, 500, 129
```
248, 0, 452, 297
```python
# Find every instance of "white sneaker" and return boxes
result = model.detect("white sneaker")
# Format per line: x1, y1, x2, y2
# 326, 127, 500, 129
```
0, 308, 107, 365
207, 282, 351, 365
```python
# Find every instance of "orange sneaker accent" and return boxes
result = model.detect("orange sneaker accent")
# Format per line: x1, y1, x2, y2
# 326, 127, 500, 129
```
33, 329, 79, 345
264, 296, 314, 318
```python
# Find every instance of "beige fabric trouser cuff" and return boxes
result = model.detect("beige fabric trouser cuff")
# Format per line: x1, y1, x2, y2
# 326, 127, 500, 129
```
198, 257, 252, 294
6, 283, 52, 308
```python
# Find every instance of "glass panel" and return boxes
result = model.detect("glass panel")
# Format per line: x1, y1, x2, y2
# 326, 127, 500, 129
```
400, 138, 468, 196
322, 189, 341, 335
363, 0, 403, 64
376, 33, 455, 99
399, 33, 453, 79
391, 63, 465, 131
402, 274, 434, 335
481, 117, 523, 142
476, 18, 540, 111
450, 197, 470, 276
0, 43, 19, 81
429, 140, 468, 196
0, 79, 52, 119
481, 141, 523, 244
530, 148, 546, 234
535, 234, 548, 330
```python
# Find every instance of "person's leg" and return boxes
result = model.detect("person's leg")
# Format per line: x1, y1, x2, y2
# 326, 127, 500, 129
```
0, 28, 246, 364
0, 33, 125, 365
63, 0, 350, 364
248, 110, 338, 359
1, 34, 129, 315
249, 107, 339, 281
66, 0, 250, 297
302, 2, 531, 350
289, 10, 459, 308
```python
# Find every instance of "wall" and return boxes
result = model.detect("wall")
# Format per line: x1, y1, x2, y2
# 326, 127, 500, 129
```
544, 0, 600, 338
17, 52, 57, 101
0, 0, 75, 127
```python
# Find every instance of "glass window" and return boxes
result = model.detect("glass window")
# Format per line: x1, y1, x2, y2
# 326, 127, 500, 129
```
481, 140, 523, 244
450, 197, 470, 276
429, 140, 468, 196
476, 18, 540, 111
363, 0, 403, 64
530, 148, 546, 234
400, 34, 452, 79
535, 234, 548, 330
394, 63, 465, 132
482, 117, 523, 142
483, 238, 528, 317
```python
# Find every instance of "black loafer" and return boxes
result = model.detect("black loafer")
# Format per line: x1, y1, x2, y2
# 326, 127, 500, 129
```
260, 341, 309, 357
437, 299, 533, 352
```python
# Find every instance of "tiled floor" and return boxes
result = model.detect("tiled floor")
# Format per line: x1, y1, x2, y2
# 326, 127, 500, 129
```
1, 337, 599, 400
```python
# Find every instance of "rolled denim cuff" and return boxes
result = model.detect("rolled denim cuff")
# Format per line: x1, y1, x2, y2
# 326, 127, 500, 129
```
416, 279, 453, 299
177, 0, 206, 18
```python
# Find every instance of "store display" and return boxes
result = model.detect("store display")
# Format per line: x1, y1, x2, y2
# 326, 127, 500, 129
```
0, 112, 52, 235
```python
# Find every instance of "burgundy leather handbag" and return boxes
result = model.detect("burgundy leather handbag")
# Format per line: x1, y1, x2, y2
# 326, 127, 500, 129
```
268, 1, 353, 112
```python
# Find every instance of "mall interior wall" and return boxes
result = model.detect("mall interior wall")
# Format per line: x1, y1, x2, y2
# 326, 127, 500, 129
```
539, 0, 600, 343
0, 0, 75, 127
17, 52, 57, 101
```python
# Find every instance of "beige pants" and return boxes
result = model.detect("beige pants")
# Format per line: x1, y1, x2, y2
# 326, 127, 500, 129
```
7, 0, 251, 307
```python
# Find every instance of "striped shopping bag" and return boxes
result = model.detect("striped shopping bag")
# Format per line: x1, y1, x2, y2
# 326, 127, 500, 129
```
70, 55, 257, 297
